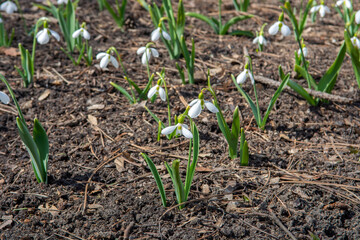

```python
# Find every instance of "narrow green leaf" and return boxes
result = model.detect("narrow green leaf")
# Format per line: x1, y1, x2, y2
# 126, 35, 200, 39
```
221, 15, 252, 35
287, 79, 317, 106
240, 140, 249, 166
186, 12, 219, 33
33, 119, 49, 177
261, 74, 290, 129
232, 74, 261, 126
110, 82, 134, 104
184, 123, 199, 200
141, 153, 167, 207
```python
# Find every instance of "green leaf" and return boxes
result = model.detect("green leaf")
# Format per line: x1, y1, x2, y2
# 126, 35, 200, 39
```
229, 30, 253, 37
232, 74, 261, 126
230, 106, 240, 142
344, 30, 360, 88
171, 160, 185, 209
186, 12, 219, 33
33, 119, 49, 177
221, 15, 252, 35
141, 153, 167, 207
318, 42, 346, 92
294, 64, 317, 90
110, 82, 134, 104
240, 140, 249, 166
184, 123, 199, 200
16, 117, 46, 183
136, 0, 149, 11
261, 73, 290, 129
139, 74, 154, 100
176, 0, 185, 37
287, 79, 317, 106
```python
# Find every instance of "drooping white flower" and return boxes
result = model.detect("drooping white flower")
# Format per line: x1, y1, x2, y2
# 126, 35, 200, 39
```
252, 35, 267, 46
72, 27, 90, 40
268, 21, 291, 36
151, 27, 171, 41
148, 82, 166, 101
310, 4, 330, 18
0, 91, 10, 104
355, 10, 360, 24
0, 1, 17, 14
36, 27, 60, 45
137, 46, 159, 65
161, 123, 193, 138
0, 17, 3, 23
298, 47, 308, 57
188, 92, 218, 119
351, 36, 360, 49
96, 52, 119, 69
57, 0, 69, 4
237, 66, 255, 85
336, 0, 352, 9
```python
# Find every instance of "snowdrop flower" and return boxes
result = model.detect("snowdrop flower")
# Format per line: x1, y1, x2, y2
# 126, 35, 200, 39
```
72, 22, 90, 40
0, 18, 3, 23
237, 64, 254, 85
336, 0, 352, 9
96, 51, 119, 69
36, 21, 60, 45
355, 10, 360, 24
0, 1, 17, 14
253, 35, 267, 46
137, 43, 159, 65
57, 0, 69, 4
298, 47, 308, 57
268, 12, 291, 36
0, 91, 10, 104
310, 1, 330, 18
161, 123, 193, 138
351, 35, 360, 49
188, 90, 218, 119
148, 79, 166, 101
151, 27, 171, 41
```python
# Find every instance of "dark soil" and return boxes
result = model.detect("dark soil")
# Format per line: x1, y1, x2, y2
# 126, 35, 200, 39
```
1, 0, 360, 239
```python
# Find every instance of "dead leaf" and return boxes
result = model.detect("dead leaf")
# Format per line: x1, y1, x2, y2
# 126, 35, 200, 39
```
202, 184, 210, 194
0, 220, 12, 230
38, 89, 51, 101
88, 204, 103, 209
88, 104, 105, 110
88, 115, 98, 126
196, 166, 213, 172
114, 157, 125, 172
38, 204, 59, 217
0, 47, 20, 57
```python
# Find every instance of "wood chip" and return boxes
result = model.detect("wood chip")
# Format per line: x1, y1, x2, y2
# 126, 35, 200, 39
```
38, 89, 51, 101
87, 114, 98, 126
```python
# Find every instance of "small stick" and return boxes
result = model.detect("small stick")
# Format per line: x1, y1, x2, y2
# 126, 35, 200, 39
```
124, 222, 135, 239
269, 211, 297, 240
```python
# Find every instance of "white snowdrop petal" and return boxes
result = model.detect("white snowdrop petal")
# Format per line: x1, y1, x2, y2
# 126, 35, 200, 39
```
147, 86, 157, 99
302, 47, 308, 57
162, 30, 171, 40
158, 87, 166, 101
319, 6, 325, 17
236, 71, 247, 84
188, 100, 202, 118
36, 29, 44, 38
49, 29, 60, 41
281, 24, 291, 36
161, 125, 177, 135
137, 47, 146, 55
189, 99, 199, 107
37, 30, 49, 44
181, 127, 193, 139
345, 0, 352, 9
252, 36, 259, 44
259, 36, 265, 45
72, 29, 81, 38
310, 6, 320, 13
204, 101, 218, 113
110, 56, 119, 68
82, 29, 90, 40
141, 51, 149, 65
249, 73, 255, 85
268, 22, 279, 35
96, 52, 107, 60
0, 18, 2, 23
336, 0, 343, 6
356, 11, 360, 24
150, 48, 159, 57
151, 28, 161, 41
100, 55, 110, 69
0, 91, 10, 104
